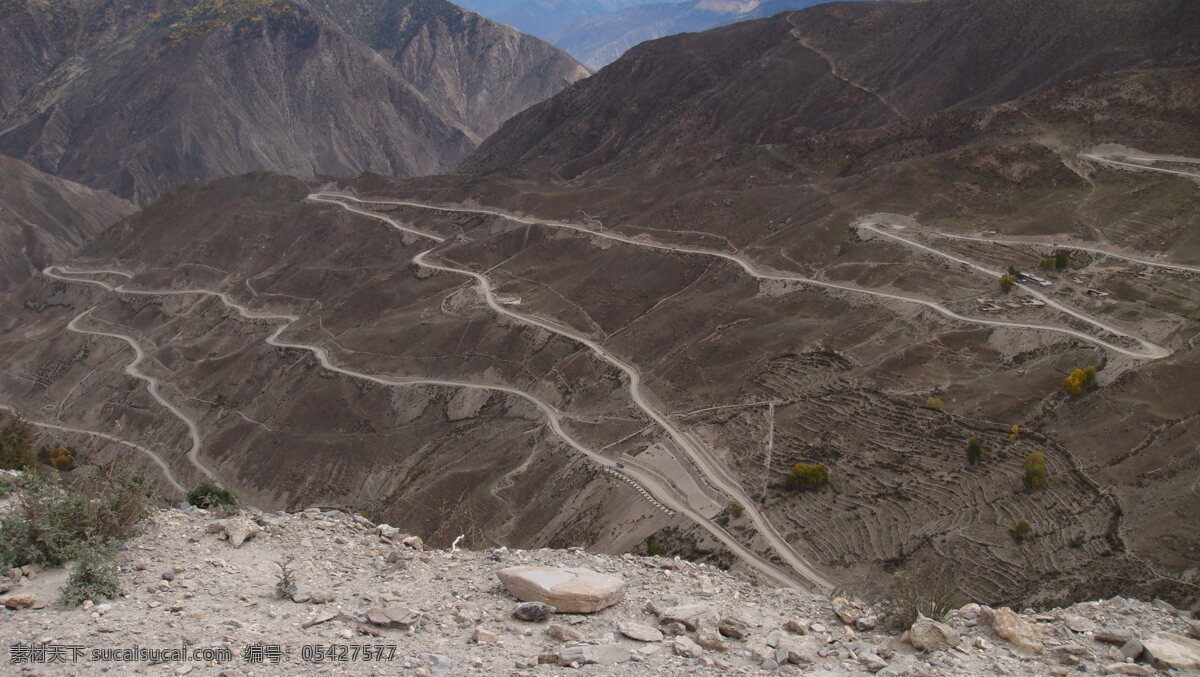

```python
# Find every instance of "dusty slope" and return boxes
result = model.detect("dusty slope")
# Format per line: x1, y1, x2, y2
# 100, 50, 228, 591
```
4, 504, 1199, 676
0, 0, 586, 204
464, 0, 1198, 177
0, 155, 133, 290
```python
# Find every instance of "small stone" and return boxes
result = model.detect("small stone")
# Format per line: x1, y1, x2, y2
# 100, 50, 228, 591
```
909, 614, 959, 652
1102, 664, 1155, 676
473, 628, 499, 644
1063, 614, 1096, 633
1120, 638, 1144, 660
161, 571, 176, 582
1, 594, 38, 610
545, 624, 583, 642
618, 621, 663, 642
809, 622, 826, 633
783, 619, 808, 635
223, 516, 259, 547
365, 606, 421, 630
660, 604, 718, 631
674, 635, 704, 659
695, 625, 728, 651
831, 597, 864, 625
513, 602, 556, 622
402, 535, 424, 550
1095, 630, 1132, 645
988, 607, 1044, 653
301, 611, 336, 629
719, 616, 751, 639
856, 616, 878, 631
558, 643, 631, 666
860, 652, 888, 673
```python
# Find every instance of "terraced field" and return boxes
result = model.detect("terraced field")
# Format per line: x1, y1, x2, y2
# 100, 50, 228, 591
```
681, 352, 1122, 606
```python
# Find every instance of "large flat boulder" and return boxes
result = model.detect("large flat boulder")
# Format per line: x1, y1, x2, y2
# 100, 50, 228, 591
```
497, 566, 625, 613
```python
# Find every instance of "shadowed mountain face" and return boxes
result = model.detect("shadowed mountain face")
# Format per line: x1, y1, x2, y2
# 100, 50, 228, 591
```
549, 0, 866, 70
465, 0, 1198, 178
0, 0, 587, 204
0, 155, 133, 290
2, 0, 1198, 610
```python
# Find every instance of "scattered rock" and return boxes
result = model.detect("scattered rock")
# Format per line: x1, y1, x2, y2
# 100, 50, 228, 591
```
1119, 638, 1144, 660
988, 607, 1044, 653
1102, 664, 1156, 676
719, 616, 751, 639
832, 597, 865, 625
1095, 630, 1132, 645
545, 624, 583, 642
559, 643, 631, 666
497, 566, 625, 613
1, 594, 39, 610
660, 603, 718, 631
860, 651, 889, 673
401, 535, 424, 551
783, 618, 808, 635
364, 606, 421, 630
1140, 632, 1200, 670
512, 602, 556, 622
909, 614, 959, 652
618, 620, 663, 642
473, 628, 499, 644
223, 516, 260, 547
300, 611, 336, 629
674, 635, 704, 659
695, 625, 729, 651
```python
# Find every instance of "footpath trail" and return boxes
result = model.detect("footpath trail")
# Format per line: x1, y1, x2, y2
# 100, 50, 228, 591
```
45, 265, 805, 589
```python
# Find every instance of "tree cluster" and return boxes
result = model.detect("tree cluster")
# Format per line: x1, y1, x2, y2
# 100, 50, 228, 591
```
1063, 366, 1098, 395
786, 463, 830, 491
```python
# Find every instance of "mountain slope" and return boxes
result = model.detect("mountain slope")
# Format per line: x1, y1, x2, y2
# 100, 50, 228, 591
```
465, 0, 1198, 178
303, 0, 591, 141
550, 0, 864, 69
0, 155, 133, 290
0, 0, 586, 204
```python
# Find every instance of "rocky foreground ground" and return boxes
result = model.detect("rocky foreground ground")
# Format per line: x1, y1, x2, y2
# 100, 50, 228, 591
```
2, 507, 1199, 676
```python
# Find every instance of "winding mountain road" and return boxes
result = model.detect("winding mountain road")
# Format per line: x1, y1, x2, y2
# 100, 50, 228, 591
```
0, 403, 185, 494
1081, 152, 1200, 180
314, 193, 1171, 361
58, 303, 219, 483
45, 265, 806, 588
858, 223, 1171, 359
918, 230, 1200, 274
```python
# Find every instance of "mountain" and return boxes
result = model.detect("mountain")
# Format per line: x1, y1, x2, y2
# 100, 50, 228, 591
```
0, 155, 133, 290
466, 0, 1198, 178
550, 0, 865, 69
0, 0, 587, 204
1, 0, 1198, 610
492, 0, 649, 39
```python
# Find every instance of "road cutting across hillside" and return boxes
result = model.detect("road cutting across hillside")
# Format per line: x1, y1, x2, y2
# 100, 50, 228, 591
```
309, 195, 832, 589
45, 265, 806, 589
314, 192, 1171, 360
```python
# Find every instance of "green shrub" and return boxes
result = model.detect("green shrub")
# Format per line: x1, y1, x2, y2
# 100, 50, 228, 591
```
924, 396, 944, 410
883, 565, 960, 630
274, 556, 297, 600
1010, 521, 1031, 542
186, 478, 237, 511
61, 544, 122, 607
729, 504, 744, 518
646, 536, 662, 556
1023, 452, 1047, 490
0, 466, 154, 570
0, 413, 37, 470
965, 437, 985, 466
999, 274, 1018, 292
786, 463, 830, 490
